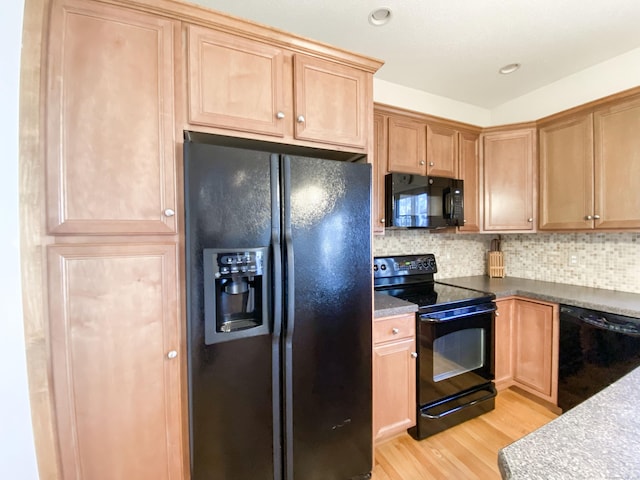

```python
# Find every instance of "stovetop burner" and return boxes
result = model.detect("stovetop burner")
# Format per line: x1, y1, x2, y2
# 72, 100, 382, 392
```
374, 254, 495, 312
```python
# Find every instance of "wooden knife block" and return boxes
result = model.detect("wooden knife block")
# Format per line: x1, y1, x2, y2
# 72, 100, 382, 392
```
487, 251, 505, 278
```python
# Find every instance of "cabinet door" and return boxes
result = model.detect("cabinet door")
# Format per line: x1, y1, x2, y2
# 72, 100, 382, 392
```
512, 300, 556, 400
494, 299, 514, 389
483, 129, 536, 231
187, 25, 286, 137
594, 96, 640, 229
293, 54, 368, 148
458, 132, 480, 232
373, 337, 416, 442
539, 113, 594, 230
46, 0, 177, 235
426, 124, 458, 178
48, 243, 183, 480
373, 113, 388, 234
387, 116, 427, 174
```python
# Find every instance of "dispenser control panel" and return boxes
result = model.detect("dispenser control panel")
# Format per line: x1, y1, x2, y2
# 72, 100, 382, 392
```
213, 250, 264, 278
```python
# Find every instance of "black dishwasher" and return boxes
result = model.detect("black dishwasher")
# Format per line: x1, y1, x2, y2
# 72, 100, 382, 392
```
558, 305, 640, 411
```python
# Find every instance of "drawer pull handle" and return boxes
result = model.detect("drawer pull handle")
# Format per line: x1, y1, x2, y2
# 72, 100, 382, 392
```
392, 327, 400, 335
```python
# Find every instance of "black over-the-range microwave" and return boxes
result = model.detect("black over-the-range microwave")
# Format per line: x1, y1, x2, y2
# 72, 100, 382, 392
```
385, 173, 464, 229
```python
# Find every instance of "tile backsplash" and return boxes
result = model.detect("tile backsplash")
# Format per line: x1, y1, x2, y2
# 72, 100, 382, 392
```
373, 231, 640, 294
373, 230, 492, 279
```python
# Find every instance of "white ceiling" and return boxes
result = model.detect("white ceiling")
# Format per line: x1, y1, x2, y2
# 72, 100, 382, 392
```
191, 0, 640, 109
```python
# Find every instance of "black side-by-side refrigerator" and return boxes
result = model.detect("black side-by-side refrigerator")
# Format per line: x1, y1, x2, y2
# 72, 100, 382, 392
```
184, 132, 373, 480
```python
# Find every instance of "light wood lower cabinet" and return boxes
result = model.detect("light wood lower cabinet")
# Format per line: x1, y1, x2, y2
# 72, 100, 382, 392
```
47, 243, 184, 480
512, 299, 558, 402
494, 297, 559, 405
494, 298, 514, 389
373, 313, 416, 443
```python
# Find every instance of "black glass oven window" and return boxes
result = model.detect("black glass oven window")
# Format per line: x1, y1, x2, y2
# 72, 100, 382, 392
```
433, 328, 485, 382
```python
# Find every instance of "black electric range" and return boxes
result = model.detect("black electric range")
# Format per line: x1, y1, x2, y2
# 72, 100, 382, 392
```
374, 253, 498, 440
373, 254, 495, 313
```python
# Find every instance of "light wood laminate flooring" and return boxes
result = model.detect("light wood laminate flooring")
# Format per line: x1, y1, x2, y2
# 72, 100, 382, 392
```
372, 388, 558, 480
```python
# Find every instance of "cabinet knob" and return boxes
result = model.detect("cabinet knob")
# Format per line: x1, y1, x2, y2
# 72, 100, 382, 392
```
297, 115, 305, 123
410, 352, 418, 358
495, 311, 500, 317
276, 111, 285, 119
593, 214, 601, 220
164, 208, 175, 217
585, 215, 593, 220
380, 218, 385, 224
527, 218, 533, 222
419, 160, 425, 165
392, 327, 400, 335
429, 161, 435, 166
167, 350, 178, 359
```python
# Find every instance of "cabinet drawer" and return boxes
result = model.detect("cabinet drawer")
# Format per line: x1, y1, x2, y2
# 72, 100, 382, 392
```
374, 314, 415, 344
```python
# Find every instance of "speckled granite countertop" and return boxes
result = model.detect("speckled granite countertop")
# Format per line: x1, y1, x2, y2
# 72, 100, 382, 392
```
498, 366, 640, 479
436, 276, 640, 318
373, 292, 418, 318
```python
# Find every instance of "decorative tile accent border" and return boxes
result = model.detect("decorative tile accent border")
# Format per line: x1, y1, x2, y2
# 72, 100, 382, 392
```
373, 231, 640, 294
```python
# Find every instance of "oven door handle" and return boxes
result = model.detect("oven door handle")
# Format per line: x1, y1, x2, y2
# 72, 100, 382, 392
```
420, 303, 496, 322
420, 384, 497, 420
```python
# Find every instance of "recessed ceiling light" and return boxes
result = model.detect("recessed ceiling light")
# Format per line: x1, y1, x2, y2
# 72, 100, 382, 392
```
369, 7, 392, 26
499, 63, 521, 75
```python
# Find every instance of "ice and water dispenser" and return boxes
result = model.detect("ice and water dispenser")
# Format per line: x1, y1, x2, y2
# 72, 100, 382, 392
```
203, 247, 269, 344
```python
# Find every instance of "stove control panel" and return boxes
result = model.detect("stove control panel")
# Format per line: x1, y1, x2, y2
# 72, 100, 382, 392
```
373, 254, 437, 278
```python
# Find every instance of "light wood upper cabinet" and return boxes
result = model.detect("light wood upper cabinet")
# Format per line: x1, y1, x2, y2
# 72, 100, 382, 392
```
46, 0, 178, 235
48, 243, 183, 480
373, 313, 416, 443
373, 113, 388, 234
594, 95, 640, 229
387, 116, 460, 177
458, 132, 480, 232
539, 113, 594, 230
187, 26, 374, 150
293, 54, 368, 148
426, 124, 458, 178
187, 25, 286, 137
482, 128, 536, 231
539, 95, 640, 231
387, 116, 427, 174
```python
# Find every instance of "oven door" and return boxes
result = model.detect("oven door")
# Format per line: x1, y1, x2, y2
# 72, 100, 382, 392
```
417, 303, 495, 406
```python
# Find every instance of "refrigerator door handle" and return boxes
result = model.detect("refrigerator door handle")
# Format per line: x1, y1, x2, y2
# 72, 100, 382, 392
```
282, 155, 295, 480
270, 154, 283, 480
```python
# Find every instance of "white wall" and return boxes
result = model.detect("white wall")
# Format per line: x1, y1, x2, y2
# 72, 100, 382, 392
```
1, 0, 40, 478
374, 46, 640, 126
491, 46, 640, 125
373, 78, 492, 126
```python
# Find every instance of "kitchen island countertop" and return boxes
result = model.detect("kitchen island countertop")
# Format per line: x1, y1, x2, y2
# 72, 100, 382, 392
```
436, 275, 640, 318
498, 365, 640, 479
